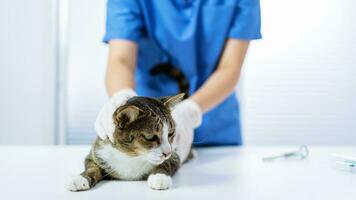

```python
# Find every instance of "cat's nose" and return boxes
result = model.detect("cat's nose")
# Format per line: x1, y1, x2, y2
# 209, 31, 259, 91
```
162, 150, 172, 158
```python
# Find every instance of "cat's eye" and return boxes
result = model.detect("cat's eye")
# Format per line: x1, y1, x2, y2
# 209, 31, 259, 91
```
143, 135, 158, 142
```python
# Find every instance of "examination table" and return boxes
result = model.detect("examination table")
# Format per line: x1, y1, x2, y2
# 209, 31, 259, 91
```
0, 146, 355, 200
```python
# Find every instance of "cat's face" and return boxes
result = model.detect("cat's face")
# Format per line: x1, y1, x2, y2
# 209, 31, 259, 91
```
111, 94, 184, 165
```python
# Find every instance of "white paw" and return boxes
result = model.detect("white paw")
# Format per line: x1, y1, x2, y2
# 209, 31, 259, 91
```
147, 173, 172, 190
66, 175, 90, 192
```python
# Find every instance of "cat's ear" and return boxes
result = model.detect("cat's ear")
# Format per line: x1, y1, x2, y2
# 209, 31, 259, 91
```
113, 105, 142, 128
160, 93, 185, 108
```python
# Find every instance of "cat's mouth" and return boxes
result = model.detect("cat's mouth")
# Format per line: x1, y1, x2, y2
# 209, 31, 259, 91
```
146, 153, 169, 165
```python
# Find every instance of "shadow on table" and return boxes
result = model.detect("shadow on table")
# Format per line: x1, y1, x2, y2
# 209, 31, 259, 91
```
173, 170, 236, 188
193, 147, 242, 165
173, 147, 241, 188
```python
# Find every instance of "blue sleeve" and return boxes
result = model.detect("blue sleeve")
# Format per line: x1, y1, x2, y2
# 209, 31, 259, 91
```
228, 0, 262, 40
103, 0, 143, 43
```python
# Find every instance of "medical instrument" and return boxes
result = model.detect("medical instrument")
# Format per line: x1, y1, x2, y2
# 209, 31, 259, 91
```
330, 153, 356, 172
262, 145, 309, 162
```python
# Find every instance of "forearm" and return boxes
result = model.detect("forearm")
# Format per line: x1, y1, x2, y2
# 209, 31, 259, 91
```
105, 61, 135, 97
190, 39, 250, 113
190, 67, 241, 113
105, 40, 138, 97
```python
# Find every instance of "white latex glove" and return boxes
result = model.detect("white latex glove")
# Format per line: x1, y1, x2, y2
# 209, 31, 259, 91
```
171, 99, 202, 163
95, 88, 137, 142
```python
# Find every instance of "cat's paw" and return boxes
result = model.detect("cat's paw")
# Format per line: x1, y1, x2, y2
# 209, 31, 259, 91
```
66, 175, 90, 192
147, 173, 172, 190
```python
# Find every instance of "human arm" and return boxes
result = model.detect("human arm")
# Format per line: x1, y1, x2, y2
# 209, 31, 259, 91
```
171, 39, 250, 161
96, 0, 144, 141
95, 40, 139, 142
190, 39, 250, 113
105, 40, 138, 97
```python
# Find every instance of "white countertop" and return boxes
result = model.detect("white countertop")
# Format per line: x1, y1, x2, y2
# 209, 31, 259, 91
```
0, 146, 355, 200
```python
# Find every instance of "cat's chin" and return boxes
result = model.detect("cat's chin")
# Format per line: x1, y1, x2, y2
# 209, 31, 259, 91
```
147, 159, 165, 165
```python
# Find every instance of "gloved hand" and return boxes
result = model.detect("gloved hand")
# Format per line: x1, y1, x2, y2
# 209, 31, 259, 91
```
171, 99, 202, 163
95, 88, 137, 142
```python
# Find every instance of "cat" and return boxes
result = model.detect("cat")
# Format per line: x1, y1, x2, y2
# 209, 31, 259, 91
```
67, 93, 190, 191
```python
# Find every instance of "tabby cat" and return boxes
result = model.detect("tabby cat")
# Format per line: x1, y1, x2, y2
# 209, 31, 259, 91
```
67, 93, 190, 191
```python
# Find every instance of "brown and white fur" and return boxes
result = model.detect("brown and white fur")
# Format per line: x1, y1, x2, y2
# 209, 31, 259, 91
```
67, 94, 189, 191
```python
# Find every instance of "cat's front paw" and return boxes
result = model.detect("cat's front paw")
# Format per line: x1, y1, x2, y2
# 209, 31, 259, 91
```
147, 173, 172, 190
66, 175, 90, 192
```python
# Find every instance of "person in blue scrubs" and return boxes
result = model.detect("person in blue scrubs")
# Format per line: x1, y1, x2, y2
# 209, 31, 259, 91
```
95, 0, 261, 151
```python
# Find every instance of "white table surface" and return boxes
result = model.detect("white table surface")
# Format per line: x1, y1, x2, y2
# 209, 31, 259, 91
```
0, 146, 355, 200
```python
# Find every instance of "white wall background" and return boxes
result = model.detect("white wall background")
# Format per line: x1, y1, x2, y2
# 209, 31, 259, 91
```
240, 0, 356, 145
66, 0, 108, 144
65, 0, 356, 145
0, 0, 57, 145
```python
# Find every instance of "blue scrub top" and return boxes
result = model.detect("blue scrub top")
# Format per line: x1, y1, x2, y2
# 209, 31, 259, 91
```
103, 0, 261, 146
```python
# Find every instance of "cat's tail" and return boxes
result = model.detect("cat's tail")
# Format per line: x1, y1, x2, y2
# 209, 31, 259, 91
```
150, 63, 189, 99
